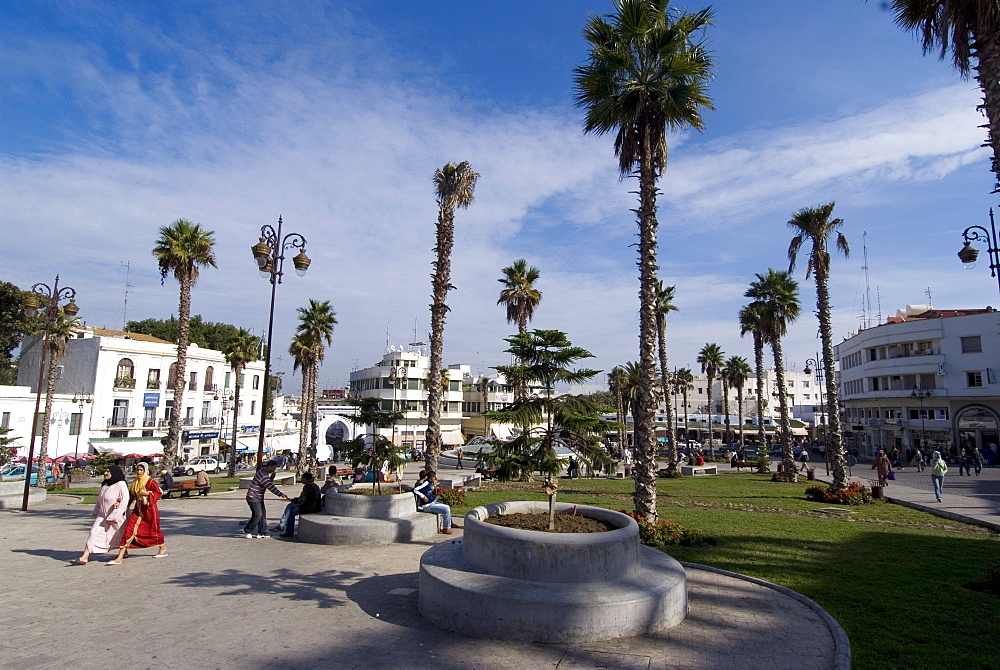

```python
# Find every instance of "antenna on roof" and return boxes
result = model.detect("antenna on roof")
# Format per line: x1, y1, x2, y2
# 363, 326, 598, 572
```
121, 261, 133, 330
925, 287, 933, 308
862, 232, 872, 330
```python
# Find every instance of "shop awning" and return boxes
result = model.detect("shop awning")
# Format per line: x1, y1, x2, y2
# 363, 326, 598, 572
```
89, 439, 165, 457
442, 431, 465, 446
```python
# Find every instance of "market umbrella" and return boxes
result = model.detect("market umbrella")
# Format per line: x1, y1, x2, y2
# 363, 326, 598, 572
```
54, 455, 78, 463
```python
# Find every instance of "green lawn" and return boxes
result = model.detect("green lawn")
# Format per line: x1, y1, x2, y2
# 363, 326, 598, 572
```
57, 476, 245, 506
457, 474, 1000, 670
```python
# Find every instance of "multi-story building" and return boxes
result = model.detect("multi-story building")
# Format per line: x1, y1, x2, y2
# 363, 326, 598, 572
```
8, 326, 266, 458
834, 305, 1000, 458
348, 345, 466, 449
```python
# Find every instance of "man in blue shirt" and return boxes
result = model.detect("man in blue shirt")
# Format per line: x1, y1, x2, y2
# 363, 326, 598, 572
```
414, 470, 452, 534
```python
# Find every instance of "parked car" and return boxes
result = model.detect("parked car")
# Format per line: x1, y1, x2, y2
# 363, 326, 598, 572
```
0, 464, 55, 484
173, 457, 221, 477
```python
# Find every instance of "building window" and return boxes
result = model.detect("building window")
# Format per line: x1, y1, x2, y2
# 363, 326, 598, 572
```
189, 371, 198, 391
961, 336, 983, 353
69, 412, 82, 435
967, 371, 984, 388
802, 380, 810, 388
116, 358, 135, 381
225, 371, 231, 389
201, 401, 211, 424
449, 380, 461, 392
204, 366, 214, 390
1, 412, 8, 430
147, 369, 161, 389
250, 400, 257, 417
253, 375, 260, 390
168, 363, 178, 388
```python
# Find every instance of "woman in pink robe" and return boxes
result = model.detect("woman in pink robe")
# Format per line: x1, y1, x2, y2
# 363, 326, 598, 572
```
70, 465, 128, 565
107, 462, 167, 564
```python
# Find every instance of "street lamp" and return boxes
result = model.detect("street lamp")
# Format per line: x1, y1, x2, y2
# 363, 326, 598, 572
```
250, 216, 310, 468
911, 386, 932, 451
71, 392, 93, 460
957, 208, 1000, 296
388, 366, 408, 446
804, 355, 829, 475
20, 276, 79, 511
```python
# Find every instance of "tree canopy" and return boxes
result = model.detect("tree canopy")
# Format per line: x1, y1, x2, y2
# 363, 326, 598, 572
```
126, 315, 257, 352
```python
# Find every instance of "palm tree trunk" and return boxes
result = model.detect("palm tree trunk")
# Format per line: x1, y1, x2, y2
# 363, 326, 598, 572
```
297, 362, 311, 472
754, 336, 767, 449
228, 368, 242, 478
737, 391, 745, 445
37, 350, 60, 480
682, 389, 689, 440
815, 266, 848, 488
657, 323, 678, 472
771, 339, 796, 482
426, 202, 455, 473
308, 362, 319, 476
722, 379, 731, 445
974, 28, 1000, 192
165, 274, 192, 473
633, 133, 659, 522
705, 375, 713, 450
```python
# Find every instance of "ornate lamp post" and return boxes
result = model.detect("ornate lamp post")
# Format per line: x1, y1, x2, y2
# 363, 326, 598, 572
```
804, 355, 828, 474
957, 208, 1000, 296
911, 386, 932, 451
20, 276, 79, 511
250, 217, 310, 469
71, 392, 93, 460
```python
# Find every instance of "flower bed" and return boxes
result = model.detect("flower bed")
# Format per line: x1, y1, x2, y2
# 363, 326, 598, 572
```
804, 481, 874, 505
620, 510, 715, 547
434, 486, 466, 506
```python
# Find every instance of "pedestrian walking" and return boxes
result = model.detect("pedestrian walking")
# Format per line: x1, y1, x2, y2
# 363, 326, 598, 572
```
456, 446, 464, 470
961, 448, 974, 476
70, 465, 128, 565
871, 450, 893, 487
107, 462, 167, 564
930, 450, 948, 502
972, 447, 985, 476
914, 448, 925, 472
242, 459, 290, 539
798, 447, 810, 473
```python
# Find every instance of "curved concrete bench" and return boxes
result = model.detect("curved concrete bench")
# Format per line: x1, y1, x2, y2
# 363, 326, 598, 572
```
297, 485, 440, 546
419, 501, 687, 643
0, 481, 46, 509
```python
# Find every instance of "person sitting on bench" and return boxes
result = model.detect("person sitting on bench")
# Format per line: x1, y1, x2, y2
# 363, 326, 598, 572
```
195, 469, 210, 488
414, 471, 452, 534
160, 469, 175, 492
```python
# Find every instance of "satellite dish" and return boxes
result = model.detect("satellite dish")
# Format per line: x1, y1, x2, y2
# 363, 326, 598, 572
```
389, 345, 396, 352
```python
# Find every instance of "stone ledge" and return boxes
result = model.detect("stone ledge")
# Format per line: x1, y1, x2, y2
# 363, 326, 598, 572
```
297, 512, 439, 545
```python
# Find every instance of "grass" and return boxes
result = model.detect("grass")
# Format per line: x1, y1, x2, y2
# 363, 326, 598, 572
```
55, 476, 245, 506
458, 474, 1000, 670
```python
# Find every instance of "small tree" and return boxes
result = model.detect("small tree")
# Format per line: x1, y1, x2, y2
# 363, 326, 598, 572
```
487, 329, 609, 530
0, 427, 18, 481
345, 397, 404, 494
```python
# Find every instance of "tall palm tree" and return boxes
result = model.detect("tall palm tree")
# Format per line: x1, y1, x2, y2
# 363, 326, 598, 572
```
746, 270, 801, 480
153, 219, 217, 471
787, 202, 850, 489
675, 367, 694, 443
697, 344, 724, 448
497, 259, 542, 335
739, 302, 769, 450
289, 333, 316, 471
223, 329, 260, 478
654, 281, 679, 465
724, 356, 752, 448
889, 1, 1000, 191
576, 0, 713, 522
426, 161, 478, 473
37, 311, 78, 470
295, 299, 337, 475
607, 366, 629, 454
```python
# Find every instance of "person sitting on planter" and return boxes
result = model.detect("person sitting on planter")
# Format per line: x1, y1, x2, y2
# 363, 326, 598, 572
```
414, 471, 452, 534
273, 471, 322, 537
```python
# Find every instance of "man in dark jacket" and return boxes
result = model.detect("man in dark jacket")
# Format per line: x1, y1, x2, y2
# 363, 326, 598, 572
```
274, 471, 322, 537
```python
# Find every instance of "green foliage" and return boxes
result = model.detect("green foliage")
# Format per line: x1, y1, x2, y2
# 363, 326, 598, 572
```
621, 510, 715, 547
805, 482, 875, 505
572, 390, 616, 413
0, 281, 36, 384
126, 315, 250, 350
90, 452, 118, 475
435, 487, 467, 507
0, 427, 18, 476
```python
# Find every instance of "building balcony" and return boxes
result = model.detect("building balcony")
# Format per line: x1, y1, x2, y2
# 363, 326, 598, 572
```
107, 417, 135, 428
143, 419, 156, 428
147, 380, 161, 390
182, 418, 195, 426
113, 377, 136, 390
158, 418, 171, 427
203, 383, 218, 394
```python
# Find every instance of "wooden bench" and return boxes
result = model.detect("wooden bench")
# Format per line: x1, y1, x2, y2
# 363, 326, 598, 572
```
680, 464, 718, 476
732, 461, 758, 471
163, 483, 210, 499
477, 467, 499, 481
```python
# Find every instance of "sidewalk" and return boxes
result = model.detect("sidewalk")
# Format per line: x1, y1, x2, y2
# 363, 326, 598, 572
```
0, 479, 848, 670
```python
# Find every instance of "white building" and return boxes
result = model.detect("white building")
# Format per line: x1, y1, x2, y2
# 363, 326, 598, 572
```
7, 326, 266, 459
348, 345, 466, 449
834, 305, 1000, 458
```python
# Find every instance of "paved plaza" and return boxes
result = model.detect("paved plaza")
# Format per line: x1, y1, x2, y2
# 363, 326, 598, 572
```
1, 476, 848, 670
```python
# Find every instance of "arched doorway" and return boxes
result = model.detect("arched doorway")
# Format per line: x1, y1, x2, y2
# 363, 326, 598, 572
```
955, 405, 1000, 464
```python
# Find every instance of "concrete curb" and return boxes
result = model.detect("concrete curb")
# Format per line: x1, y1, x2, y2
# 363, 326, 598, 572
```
681, 562, 851, 670
882, 495, 1000, 532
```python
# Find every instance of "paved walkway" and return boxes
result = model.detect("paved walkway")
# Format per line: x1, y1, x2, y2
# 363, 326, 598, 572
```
808, 460, 1000, 532
1, 479, 848, 670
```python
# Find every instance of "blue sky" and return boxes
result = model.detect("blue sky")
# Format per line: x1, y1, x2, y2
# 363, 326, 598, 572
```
1, 1, 995, 393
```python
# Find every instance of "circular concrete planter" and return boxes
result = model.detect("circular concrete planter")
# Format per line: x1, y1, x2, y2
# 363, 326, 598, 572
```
324, 484, 416, 518
297, 483, 438, 546
419, 501, 687, 643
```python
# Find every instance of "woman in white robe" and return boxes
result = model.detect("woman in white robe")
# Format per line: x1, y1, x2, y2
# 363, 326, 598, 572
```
70, 465, 128, 564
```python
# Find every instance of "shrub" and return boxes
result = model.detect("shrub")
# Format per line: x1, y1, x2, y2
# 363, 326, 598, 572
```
805, 481, 874, 505
756, 454, 770, 473
620, 510, 715, 547
435, 487, 467, 507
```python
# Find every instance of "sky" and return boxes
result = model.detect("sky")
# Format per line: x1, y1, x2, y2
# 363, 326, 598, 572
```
2, 0, 997, 395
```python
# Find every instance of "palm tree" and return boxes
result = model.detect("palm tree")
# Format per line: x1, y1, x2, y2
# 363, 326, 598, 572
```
654, 281, 679, 466
787, 202, 850, 489
497, 259, 542, 335
607, 366, 629, 454
295, 299, 337, 475
223, 329, 260, 478
889, 1, 1000, 191
153, 219, 217, 471
746, 270, 801, 480
697, 344, 724, 448
739, 302, 769, 450
426, 161, 478, 473
724, 356, 752, 448
37, 311, 78, 471
576, 0, 714, 522
289, 333, 317, 471
675, 367, 694, 443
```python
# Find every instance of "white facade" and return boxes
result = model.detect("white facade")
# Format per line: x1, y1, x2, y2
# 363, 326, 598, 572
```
834, 306, 1000, 458
348, 345, 465, 448
8, 326, 265, 458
